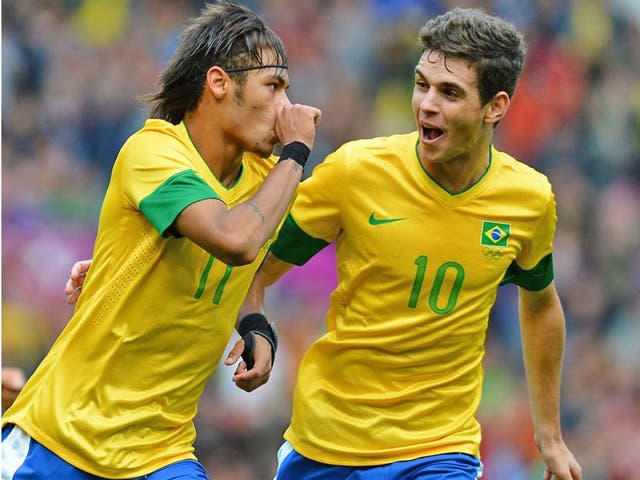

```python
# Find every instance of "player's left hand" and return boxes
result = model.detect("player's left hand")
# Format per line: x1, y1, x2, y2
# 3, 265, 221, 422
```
225, 334, 273, 392
536, 435, 582, 480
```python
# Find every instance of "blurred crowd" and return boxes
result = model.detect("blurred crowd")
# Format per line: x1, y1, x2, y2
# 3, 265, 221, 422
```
2, 0, 639, 479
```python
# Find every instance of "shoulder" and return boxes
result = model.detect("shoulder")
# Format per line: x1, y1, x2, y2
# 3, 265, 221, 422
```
329, 132, 418, 169
492, 147, 553, 200
338, 132, 417, 155
120, 119, 190, 156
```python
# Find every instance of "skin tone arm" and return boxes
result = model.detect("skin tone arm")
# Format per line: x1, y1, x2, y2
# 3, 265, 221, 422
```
519, 281, 582, 480
225, 253, 294, 391
175, 159, 300, 266
178, 103, 320, 267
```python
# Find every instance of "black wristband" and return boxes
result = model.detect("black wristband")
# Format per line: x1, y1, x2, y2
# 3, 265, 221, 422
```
278, 141, 310, 168
238, 313, 278, 370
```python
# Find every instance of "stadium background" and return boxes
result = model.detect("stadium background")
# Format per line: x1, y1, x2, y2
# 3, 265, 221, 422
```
2, 0, 639, 478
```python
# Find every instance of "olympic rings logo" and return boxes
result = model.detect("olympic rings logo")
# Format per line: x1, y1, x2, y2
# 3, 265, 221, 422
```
482, 247, 505, 260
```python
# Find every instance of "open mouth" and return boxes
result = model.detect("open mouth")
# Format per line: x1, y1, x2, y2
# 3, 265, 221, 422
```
422, 125, 444, 142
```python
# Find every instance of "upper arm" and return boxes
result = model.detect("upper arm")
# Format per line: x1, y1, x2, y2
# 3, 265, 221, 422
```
288, 146, 349, 242
173, 198, 238, 257
262, 252, 295, 286
119, 132, 256, 263
269, 146, 349, 265
120, 133, 220, 237
502, 181, 557, 290
515, 182, 556, 271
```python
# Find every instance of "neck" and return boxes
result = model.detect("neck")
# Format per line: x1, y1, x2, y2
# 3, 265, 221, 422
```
421, 142, 492, 194
183, 113, 243, 187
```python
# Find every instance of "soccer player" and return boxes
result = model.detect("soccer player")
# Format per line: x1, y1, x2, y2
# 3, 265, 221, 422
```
234, 7, 581, 480
1, 1, 320, 479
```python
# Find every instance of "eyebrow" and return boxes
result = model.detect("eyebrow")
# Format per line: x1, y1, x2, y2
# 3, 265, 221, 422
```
414, 67, 463, 91
265, 72, 290, 90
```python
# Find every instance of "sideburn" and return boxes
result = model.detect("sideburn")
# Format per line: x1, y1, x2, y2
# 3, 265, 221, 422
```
233, 82, 246, 106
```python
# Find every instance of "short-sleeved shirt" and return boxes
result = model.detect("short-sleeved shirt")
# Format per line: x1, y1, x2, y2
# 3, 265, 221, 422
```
271, 132, 556, 466
3, 119, 280, 478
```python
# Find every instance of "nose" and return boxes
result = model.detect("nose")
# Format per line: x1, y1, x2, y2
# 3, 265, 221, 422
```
419, 88, 439, 113
279, 91, 291, 108
274, 92, 290, 115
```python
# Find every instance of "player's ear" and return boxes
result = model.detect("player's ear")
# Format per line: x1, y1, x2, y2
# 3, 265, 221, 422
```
484, 91, 510, 125
206, 66, 229, 100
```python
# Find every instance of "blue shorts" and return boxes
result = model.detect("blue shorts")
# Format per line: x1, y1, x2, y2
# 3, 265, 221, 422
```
273, 441, 483, 480
1, 425, 209, 480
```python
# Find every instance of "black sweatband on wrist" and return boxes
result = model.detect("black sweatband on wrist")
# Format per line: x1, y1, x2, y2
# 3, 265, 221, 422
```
238, 313, 278, 370
279, 141, 310, 168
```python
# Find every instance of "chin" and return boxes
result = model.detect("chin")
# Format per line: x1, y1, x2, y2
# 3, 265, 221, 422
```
247, 142, 274, 159
256, 146, 274, 159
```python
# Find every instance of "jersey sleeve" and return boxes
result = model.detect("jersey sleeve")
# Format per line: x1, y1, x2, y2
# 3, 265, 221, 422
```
118, 131, 220, 237
270, 145, 348, 265
501, 188, 557, 290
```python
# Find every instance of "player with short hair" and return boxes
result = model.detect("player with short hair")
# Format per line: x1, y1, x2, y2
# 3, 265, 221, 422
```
243, 8, 581, 480
1, 1, 320, 479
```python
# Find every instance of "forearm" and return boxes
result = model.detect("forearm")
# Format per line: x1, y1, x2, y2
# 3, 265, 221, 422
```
232, 158, 303, 251
238, 269, 266, 326
519, 285, 566, 442
227, 137, 311, 259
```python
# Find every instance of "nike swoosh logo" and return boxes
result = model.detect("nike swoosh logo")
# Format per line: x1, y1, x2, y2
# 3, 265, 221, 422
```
368, 213, 407, 225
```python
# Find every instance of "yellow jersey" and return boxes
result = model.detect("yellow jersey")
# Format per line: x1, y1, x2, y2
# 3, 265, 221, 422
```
271, 132, 556, 465
3, 119, 279, 477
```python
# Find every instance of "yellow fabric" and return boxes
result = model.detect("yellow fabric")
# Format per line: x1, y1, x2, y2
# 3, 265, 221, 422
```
282, 132, 556, 465
3, 119, 279, 478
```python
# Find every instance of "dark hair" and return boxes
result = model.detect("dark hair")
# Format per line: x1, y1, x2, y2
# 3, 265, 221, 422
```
419, 8, 526, 105
143, 0, 287, 124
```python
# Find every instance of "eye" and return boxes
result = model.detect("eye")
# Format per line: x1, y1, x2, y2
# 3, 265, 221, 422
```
443, 87, 458, 99
415, 78, 427, 89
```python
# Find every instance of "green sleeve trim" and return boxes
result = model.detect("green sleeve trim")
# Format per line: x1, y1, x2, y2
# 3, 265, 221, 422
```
270, 214, 329, 265
139, 169, 220, 238
500, 253, 554, 291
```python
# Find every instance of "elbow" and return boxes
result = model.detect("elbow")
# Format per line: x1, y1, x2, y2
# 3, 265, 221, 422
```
224, 251, 258, 266
215, 234, 261, 266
